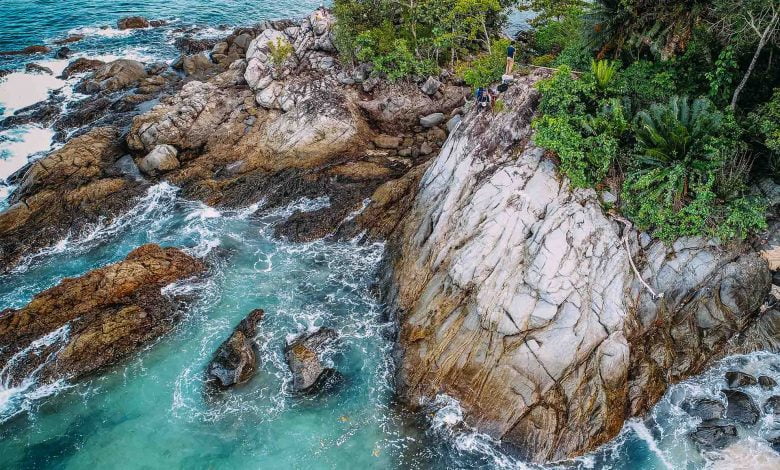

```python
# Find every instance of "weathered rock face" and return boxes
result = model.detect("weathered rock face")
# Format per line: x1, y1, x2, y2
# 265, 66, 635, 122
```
285, 327, 338, 394
0, 127, 146, 271
122, 8, 464, 240
138, 144, 180, 175
116, 16, 165, 30
0, 244, 205, 387
206, 309, 265, 390
78, 59, 148, 93
60, 58, 105, 79
386, 72, 772, 462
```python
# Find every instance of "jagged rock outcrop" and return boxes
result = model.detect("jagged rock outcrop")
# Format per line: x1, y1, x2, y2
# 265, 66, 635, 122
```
121, 8, 465, 240
0, 127, 146, 272
78, 59, 148, 94
205, 309, 265, 390
60, 58, 104, 79
386, 72, 772, 462
0, 244, 205, 386
117, 16, 166, 30
285, 327, 339, 394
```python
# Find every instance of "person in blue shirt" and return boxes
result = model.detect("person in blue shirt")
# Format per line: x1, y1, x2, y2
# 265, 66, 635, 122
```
505, 45, 516, 76
476, 87, 489, 107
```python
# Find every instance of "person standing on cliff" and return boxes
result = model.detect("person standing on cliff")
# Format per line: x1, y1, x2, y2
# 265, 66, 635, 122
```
505, 44, 516, 76
499, 44, 517, 92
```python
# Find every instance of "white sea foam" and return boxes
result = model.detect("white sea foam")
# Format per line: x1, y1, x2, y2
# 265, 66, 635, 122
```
67, 25, 135, 39
0, 324, 71, 422
11, 182, 180, 273
706, 438, 780, 470
0, 125, 55, 181
0, 60, 69, 116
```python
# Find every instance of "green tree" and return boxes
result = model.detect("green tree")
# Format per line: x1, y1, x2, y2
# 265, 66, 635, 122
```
518, 0, 586, 26
450, 0, 502, 53
709, 0, 780, 108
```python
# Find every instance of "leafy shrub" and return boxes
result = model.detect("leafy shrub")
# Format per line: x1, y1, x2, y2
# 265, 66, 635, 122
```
622, 96, 764, 241
533, 66, 628, 186
268, 37, 294, 70
356, 29, 438, 81
749, 88, 780, 178
457, 38, 510, 89
531, 54, 556, 67
632, 97, 724, 171
553, 38, 593, 70
532, 6, 584, 54
609, 61, 677, 108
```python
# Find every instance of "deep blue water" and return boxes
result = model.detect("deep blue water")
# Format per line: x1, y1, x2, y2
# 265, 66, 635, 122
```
0, 1, 779, 469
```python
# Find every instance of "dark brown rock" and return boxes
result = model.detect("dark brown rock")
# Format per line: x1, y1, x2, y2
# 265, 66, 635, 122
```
285, 328, 338, 394
117, 16, 150, 30
690, 419, 738, 450
0, 127, 146, 271
54, 46, 72, 59
682, 398, 726, 421
725, 371, 758, 388
759, 375, 777, 390
0, 244, 205, 386
0, 45, 51, 56
61, 58, 105, 79
175, 36, 219, 55
206, 309, 265, 390
723, 389, 760, 424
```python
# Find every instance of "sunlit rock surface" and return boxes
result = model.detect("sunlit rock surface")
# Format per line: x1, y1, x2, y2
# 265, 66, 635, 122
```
387, 71, 772, 463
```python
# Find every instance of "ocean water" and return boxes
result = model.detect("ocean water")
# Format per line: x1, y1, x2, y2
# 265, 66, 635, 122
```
1, 2, 779, 469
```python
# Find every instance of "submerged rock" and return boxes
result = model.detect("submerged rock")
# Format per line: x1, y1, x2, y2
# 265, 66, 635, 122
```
285, 328, 338, 394
206, 309, 265, 390
764, 396, 780, 416
53, 34, 85, 45
682, 398, 726, 421
759, 376, 777, 390
0, 245, 205, 387
690, 419, 738, 450
723, 390, 760, 424
726, 371, 758, 388
25, 63, 53, 75
54, 46, 72, 59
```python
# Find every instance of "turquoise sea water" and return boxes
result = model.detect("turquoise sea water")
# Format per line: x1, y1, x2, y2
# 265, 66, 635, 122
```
1, 2, 779, 469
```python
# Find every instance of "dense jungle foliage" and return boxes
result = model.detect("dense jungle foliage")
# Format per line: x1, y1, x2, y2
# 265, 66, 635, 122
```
333, 0, 780, 242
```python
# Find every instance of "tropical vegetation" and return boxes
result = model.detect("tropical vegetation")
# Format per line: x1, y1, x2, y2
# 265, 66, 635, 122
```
331, 0, 780, 242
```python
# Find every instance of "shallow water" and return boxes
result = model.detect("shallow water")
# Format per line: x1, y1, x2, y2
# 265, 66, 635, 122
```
1, 1, 779, 469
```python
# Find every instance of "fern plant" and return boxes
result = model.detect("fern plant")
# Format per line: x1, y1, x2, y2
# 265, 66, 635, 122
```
591, 59, 617, 90
633, 96, 724, 167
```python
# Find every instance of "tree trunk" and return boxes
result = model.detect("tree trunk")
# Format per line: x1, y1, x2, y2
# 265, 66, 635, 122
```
482, 20, 491, 53
731, 15, 778, 109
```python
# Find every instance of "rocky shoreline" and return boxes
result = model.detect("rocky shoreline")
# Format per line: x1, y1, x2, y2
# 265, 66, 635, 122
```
1, 7, 779, 465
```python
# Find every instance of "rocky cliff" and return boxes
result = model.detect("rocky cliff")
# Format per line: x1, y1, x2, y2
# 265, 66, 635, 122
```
0, 9, 467, 272
386, 71, 774, 462
0, 244, 205, 387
